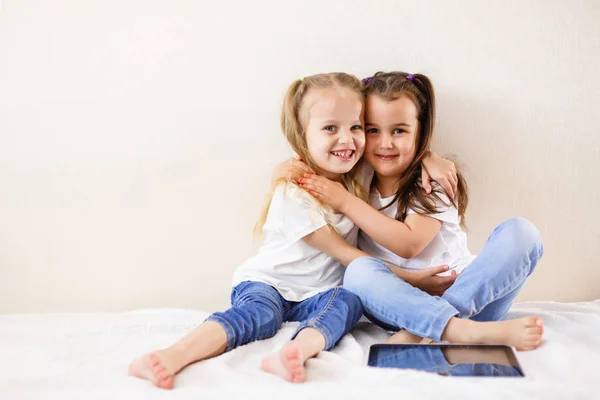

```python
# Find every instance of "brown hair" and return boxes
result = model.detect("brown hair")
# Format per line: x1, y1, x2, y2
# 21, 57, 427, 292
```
254, 72, 368, 236
363, 71, 468, 225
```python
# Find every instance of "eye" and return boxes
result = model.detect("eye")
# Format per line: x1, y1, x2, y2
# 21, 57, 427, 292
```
323, 125, 337, 132
393, 128, 407, 135
351, 125, 364, 131
366, 127, 379, 134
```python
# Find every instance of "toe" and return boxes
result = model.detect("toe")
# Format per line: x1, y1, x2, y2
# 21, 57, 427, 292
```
526, 326, 543, 335
159, 377, 174, 389
292, 371, 304, 383
149, 354, 160, 367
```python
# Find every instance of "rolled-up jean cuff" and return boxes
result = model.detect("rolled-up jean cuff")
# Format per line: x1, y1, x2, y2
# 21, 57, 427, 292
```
205, 315, 236, 352
429, 304, 459, 341
292, 320, 334, 350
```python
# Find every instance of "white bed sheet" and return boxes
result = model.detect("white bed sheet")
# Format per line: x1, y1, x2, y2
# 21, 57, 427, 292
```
1, 300, 599, 399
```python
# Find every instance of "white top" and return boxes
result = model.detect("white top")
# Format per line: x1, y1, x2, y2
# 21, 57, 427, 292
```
233, 183, 358, 302
358, 186, 475, 276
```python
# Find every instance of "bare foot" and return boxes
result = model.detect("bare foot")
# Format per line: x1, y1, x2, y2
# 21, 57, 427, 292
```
260, 344, 305, 383
128, 352, 175, 389
447, 316, 544, 351
386, 330, 425, 344
482, 316, 544, 351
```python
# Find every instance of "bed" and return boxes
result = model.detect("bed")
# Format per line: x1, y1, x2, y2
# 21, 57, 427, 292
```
1, 300, 599, 399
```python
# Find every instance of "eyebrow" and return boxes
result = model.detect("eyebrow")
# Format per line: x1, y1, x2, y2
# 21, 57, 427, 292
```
320, 120, 363, 125
365, 122, 412, 127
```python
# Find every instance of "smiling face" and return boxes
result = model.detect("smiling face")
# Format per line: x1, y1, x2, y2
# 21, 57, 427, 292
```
364, 94, 419, 179
302, 86, 365, 181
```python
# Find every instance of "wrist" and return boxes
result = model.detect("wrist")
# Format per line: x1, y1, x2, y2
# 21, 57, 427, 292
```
388, 263, 415, 284
402, 271, 416, 286
340, 193, 357, 215
423, 150, 438, 166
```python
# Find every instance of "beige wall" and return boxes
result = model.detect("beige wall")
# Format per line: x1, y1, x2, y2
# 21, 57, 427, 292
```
1, 0, 598, 313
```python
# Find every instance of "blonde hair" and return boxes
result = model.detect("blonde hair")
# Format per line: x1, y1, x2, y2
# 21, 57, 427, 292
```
254, 72, 369, 237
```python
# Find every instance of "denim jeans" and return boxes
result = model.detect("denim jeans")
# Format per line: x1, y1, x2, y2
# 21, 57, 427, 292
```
206, 281, 363, 352
343, 217, 544, 341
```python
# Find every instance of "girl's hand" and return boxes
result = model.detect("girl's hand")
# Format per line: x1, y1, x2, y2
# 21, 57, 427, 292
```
422, 151, 458, 199
272, 155, 314, 184
298, 173, 352, 213
405, 265, 459, 296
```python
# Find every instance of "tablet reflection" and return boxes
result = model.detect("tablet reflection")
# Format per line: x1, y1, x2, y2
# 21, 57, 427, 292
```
368, 346, 523, 377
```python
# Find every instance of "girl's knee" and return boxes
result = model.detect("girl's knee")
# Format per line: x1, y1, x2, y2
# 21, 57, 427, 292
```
505, 217, 544, 259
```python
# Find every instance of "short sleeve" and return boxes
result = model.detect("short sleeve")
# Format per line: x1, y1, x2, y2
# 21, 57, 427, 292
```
405, 184, 460, 224
263, 183, 328, 242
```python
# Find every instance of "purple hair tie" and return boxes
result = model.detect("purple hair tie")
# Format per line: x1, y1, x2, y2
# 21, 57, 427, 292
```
407, 74, 415, 81
364, 77, 373, 83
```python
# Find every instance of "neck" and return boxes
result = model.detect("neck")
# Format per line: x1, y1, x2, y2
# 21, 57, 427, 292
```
375, 174, 400, 198
322, 171, 344, 183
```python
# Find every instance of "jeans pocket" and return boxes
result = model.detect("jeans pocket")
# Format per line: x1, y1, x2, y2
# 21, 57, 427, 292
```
231, 281, 252, 305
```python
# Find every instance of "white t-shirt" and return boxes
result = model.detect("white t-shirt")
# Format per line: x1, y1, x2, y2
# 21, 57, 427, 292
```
232, 183, 358, 302
358, 186, 475, 276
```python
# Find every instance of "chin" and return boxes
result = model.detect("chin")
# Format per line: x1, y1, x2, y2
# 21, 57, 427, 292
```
331, 165, 355, 174
373, 166, 403, 177
315, 158, 356, 174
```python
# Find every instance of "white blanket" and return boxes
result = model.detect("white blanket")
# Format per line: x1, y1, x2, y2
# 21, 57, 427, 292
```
1, 300, 599, 399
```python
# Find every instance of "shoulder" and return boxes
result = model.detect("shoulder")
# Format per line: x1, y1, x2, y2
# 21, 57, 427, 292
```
267, 182, 328, 239
273, 182, 319, 208
269, 182, 324, 220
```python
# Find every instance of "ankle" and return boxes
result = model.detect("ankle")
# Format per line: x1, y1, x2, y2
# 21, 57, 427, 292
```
158, 347, 187, 374
442, 318, 478, 343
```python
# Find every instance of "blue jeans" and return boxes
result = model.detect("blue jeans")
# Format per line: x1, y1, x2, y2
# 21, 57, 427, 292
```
343, 217, 544, 341
206, 281, 363, 352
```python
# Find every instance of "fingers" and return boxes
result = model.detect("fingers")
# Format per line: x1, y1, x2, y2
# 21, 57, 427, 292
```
306, 189, 322, 200
439, 177, 455, 200
438, 272, 459, 284
451, 165, 458, 187
424, 265, 450, 276
297, 174, 326, 196
298, 181, 322, 192
297, 173, 325, 187
421, 167, 432, 194
449, 171, 458, 199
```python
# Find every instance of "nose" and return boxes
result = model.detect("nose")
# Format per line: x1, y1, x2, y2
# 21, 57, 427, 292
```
338, 128, 352, 145
380, 133, 392, 149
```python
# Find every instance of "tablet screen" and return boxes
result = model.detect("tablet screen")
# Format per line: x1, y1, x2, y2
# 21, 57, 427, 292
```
368, 344, 524, 377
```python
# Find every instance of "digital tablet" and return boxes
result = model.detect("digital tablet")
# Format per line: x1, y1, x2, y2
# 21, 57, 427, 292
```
368, 344, 524, 377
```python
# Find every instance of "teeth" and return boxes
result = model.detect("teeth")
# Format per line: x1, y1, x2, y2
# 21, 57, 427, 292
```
332, 150, 353, 158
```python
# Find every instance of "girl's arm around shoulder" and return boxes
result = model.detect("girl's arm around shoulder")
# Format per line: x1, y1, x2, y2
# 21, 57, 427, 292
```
342, 195, 442, 259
